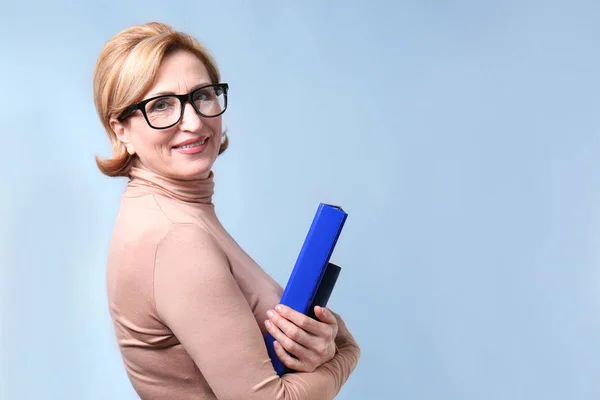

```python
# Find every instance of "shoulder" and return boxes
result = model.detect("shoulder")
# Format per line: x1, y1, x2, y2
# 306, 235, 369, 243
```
111, 195, 173, 249
130, 189, 208, 225
155, 223, 226, 264
120, 191, 200, 224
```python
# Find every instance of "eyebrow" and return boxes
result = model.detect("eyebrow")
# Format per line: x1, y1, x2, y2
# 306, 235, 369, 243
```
147, 82, 212, 98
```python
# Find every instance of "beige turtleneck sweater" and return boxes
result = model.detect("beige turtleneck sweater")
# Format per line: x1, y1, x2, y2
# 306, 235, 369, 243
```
105, 167, 360, 400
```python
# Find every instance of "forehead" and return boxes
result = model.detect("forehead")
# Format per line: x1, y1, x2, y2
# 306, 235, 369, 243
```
147, 49, 210, 95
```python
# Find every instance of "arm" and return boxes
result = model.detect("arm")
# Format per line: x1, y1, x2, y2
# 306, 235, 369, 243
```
153, 224, 359, 400
320, 312, 361, 392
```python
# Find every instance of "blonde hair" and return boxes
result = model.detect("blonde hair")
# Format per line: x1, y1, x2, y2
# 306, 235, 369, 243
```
93, 22, 228, 177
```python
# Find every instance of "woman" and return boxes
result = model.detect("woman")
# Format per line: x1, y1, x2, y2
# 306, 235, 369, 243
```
93, 22, 360, 400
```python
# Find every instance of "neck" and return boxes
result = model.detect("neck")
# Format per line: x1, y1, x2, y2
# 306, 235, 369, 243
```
127, 166, 215, 205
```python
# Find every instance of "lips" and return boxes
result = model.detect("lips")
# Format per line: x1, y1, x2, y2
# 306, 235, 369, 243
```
172, 137, 209, 149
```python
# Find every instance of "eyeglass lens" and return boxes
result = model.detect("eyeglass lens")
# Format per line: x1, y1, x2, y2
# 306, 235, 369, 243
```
145, 85, 226, 128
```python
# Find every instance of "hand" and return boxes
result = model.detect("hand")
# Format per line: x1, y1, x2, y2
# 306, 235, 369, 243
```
265, 304, 339, 373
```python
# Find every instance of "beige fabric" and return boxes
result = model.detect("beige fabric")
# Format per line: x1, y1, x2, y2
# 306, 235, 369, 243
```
105, 166, 360, 399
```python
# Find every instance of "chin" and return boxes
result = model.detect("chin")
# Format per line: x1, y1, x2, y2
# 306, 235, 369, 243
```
173, 155, 216, 180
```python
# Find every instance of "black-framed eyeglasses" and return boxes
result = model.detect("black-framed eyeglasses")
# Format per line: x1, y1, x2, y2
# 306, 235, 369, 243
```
118, 83, 229, 130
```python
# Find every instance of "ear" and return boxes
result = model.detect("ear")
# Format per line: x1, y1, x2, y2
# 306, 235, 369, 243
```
110, 117, 136, 155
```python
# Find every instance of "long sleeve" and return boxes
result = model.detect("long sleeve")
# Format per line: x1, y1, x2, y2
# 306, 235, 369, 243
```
153, 223, 359, 400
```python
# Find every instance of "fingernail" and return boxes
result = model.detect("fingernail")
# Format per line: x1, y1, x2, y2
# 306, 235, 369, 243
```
267, 310, 274, 318
265, 320, 272, 328
275, 304, 284, 312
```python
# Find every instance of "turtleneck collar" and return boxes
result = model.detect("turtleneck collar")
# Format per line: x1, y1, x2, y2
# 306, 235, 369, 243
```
127, 166, 214, 205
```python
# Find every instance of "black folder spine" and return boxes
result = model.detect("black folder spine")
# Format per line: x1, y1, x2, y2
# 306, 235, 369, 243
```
307, 262, 341, 320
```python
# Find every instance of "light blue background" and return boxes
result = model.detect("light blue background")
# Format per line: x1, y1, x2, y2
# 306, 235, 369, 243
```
1, 1, 599, 399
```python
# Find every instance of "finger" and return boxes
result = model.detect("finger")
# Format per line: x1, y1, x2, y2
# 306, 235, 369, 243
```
268, 309, 316, 348
314, 306, 338, 325
273, 341, 310, 372
274, 304, 327, 336
265, 319, 310, 360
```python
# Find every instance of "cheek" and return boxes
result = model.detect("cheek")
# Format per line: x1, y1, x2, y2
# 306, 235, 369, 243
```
207, 117, 222, 134
207, 118, 223, 148
130, 122, 173, 153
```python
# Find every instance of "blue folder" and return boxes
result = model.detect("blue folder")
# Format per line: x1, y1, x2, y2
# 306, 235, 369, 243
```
265, 203, 348, 375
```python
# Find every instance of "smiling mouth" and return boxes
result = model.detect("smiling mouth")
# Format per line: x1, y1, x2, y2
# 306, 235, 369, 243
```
173, 138, 208, 149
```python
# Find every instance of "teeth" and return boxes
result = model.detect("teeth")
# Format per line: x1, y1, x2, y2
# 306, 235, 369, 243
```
177, 139, 206, 149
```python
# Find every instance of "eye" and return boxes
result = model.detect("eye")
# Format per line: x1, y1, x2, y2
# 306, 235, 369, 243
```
156, 100, 167, 110
146, 97, 177, 112
193, 88, 216, 102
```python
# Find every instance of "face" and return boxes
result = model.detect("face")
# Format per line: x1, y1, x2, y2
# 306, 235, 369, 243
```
111, 49, 223, 180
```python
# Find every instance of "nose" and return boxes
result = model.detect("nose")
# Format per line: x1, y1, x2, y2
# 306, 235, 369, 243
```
179, 102, 203, 132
